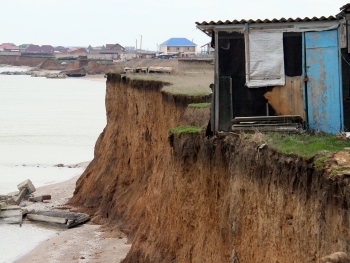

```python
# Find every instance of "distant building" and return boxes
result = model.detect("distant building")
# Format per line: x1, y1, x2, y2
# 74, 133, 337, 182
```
25, 44, 42, 53
19, 44, 31, 51
105, 43, 125, 52
0, 43, 17, 51
159, 38, 197, 57
124, 46, 135, 52
40, 45, 54, 53
200, 42, 214, 56
69, 48, 87, 54
54, 46, 65, 52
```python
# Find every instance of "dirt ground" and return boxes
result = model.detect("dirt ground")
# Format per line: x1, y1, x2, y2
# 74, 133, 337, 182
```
13, 162, 131, 263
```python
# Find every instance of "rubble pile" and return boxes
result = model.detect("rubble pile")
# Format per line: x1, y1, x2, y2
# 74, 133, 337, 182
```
0, 179, 89, 228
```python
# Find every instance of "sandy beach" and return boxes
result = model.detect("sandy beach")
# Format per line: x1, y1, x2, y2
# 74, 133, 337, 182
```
12, 162, 131, 263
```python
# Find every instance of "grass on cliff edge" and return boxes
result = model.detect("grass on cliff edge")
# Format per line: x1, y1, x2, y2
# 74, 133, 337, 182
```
256, 133, 350, 158
168, 126, 203, 136
188, 103, 211, 108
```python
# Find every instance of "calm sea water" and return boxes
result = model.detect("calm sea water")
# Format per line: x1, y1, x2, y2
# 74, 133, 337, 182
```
0, 67, 107, 262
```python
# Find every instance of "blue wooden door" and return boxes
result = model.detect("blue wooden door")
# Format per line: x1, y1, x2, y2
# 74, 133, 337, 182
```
305, 29, 342, 133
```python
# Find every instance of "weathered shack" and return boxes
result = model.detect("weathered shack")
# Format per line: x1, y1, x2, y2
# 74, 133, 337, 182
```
196, 4, 350, 134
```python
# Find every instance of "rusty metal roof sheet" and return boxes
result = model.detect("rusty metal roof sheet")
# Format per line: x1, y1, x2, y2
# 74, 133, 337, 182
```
195, 16, 340, 27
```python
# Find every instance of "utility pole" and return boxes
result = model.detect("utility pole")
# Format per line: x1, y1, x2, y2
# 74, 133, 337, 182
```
140, 35, 142, 51
136, 39, 137, 52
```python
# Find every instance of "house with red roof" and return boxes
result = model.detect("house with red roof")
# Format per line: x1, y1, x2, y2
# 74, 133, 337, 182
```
0, 43, 18, 51
68, 48, 87, 54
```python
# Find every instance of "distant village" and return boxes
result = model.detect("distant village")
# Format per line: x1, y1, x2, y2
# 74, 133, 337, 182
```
0, 38, 214, 62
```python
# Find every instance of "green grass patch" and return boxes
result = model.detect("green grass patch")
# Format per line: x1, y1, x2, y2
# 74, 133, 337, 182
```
188, 103, 211, 108
314, 154, 328, 169
162, 85, 210, 96
263, 133, 350, 158
168, 126, 203, 136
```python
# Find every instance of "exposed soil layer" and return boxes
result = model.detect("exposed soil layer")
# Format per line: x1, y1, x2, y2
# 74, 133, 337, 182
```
0, 56, 208, 75
0, 55, 47, 67
68, 73, 350, 262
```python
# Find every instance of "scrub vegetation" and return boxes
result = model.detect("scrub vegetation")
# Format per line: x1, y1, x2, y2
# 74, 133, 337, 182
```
168, 126, 203, 136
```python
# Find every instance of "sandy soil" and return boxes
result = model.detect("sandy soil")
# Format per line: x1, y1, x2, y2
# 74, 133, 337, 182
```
13, 162, 131, 263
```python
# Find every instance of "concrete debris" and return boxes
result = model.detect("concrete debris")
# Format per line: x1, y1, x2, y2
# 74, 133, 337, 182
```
1, 179, 90, 228
12, 188, 27, 205
0, 205, 22, 224
17, 179, 36, 194
29, 195, 51, 202
27, 211, 90, 228
8, 179, 37, 205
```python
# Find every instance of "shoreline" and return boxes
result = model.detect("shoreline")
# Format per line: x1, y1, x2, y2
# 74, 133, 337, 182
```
12, 163, 130, 263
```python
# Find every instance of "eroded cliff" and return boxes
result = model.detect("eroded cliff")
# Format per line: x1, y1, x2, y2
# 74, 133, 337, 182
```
69, 73, 350, 262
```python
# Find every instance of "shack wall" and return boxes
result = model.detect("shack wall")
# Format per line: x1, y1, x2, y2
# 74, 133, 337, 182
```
217, 31, 304, 131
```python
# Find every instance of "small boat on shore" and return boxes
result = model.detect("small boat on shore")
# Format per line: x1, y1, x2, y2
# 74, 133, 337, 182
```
66, 73, 86, 77
65, 68, 86, 77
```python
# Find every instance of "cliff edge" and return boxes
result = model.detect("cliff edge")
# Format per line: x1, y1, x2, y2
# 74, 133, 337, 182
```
69, 73, 350, 262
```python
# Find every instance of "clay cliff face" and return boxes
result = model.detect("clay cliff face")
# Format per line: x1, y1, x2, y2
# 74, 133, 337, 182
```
69, 74, 350, 262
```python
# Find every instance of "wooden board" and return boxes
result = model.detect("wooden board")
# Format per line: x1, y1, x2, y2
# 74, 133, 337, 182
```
264, 76, 305, 120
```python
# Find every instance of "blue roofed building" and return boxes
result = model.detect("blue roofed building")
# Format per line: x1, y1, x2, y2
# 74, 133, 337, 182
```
159, 38, 197, 57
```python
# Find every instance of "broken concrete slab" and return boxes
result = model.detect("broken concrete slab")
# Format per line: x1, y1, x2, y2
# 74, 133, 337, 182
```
17, 179, 36, 194
12, 188, 27, 205
27, 214, 67, 224
27, 211, 90, 228
22, 208, 35, 216
0, 205, 22, 224
29, 195, 51, 202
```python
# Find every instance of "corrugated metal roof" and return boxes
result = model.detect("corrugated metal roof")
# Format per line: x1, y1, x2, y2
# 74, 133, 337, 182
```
196, 15, 340, 27
340, 3, 350, 13
160, 38, 196, 46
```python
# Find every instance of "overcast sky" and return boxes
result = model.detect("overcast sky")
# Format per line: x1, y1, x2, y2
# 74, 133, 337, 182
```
0, 0, 345, 51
